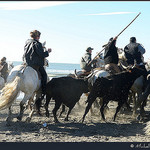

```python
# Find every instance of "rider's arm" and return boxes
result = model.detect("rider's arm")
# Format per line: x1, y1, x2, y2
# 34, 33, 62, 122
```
138, 44, 145, 55
34, 42, 49, 58
83, 53, 91, 64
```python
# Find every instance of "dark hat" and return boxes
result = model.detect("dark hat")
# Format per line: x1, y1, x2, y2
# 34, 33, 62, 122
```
86, 47, 94, 52
130, 37, 136, 43
109, 37, 113, 42
102, 37, 114, 48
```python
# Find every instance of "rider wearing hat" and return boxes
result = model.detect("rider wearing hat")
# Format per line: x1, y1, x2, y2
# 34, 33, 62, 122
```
23, 30, 52, 95
80, 47, 96, 75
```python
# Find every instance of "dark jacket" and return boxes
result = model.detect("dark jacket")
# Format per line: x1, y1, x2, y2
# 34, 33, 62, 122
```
80, 52, 92, 72
104, 40, 118, 65
23, 39, 49, 67
0, 61, 8, 81
124, 42, 143, 65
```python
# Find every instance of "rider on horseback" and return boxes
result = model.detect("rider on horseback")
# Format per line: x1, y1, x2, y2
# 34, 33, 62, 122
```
23, 30, 52, 96
104, 37, 120, 74
124, 37, 145, 67
0, 57, 9, 82
124, 37, 147, 90
80, 47, 97, 77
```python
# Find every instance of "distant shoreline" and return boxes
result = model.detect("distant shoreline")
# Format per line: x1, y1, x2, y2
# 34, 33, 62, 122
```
8, 61, 80, 66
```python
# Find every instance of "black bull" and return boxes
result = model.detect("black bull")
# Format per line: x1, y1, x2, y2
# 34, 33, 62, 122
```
36, 76, 89, 123
82, 66, 147, 122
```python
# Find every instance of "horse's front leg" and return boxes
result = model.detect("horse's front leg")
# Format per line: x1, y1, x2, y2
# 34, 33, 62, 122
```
6, 106, 12, 126
26, 95, 34, 110
26, 104, 36, 123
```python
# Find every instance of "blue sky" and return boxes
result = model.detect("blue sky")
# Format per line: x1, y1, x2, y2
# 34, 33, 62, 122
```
0, 1, 150, 64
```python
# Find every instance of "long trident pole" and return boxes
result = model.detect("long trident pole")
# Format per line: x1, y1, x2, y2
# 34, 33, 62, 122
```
88, 12, 141, 66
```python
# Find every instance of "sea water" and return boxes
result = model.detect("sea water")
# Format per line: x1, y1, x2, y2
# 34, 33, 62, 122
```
12, 61, 80, 78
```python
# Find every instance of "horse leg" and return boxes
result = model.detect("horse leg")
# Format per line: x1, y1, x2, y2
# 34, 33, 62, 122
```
17, 93, 33, 121
6, 106, 12, 126
138, 84, 150, 118
35, 95, 43, 115
26, 102, 39, 123
138, 95, 149, 121
26, 95, 34, 110
26, 92, 42, 123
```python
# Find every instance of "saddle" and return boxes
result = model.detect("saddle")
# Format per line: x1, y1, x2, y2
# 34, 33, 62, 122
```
77, 69, 91, 78
21, 63, 42, 80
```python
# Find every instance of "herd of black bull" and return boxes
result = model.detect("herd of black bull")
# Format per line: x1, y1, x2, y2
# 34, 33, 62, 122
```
35, 66, 148, 123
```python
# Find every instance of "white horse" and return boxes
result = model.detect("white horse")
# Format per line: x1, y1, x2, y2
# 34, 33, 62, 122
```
0, 64, 42, 125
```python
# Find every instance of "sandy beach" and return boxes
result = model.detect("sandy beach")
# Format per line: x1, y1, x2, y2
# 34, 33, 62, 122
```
0, 94, 150, 143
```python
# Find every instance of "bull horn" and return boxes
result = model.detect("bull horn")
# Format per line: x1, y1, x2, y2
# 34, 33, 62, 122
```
74, 69, 78, 78
120, 62, 128, 70
85, 72, 94, 79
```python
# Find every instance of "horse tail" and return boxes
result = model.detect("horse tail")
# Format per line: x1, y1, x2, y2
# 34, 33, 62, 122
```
0, 72, 22, 110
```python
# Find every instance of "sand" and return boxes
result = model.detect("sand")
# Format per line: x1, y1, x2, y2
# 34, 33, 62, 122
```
0, 94, 150, 143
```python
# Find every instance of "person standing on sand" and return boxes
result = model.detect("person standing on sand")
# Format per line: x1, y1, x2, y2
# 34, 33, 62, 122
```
23, 30, 52, 96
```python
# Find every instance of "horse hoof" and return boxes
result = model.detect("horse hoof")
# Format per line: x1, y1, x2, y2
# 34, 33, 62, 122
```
26, 117, 31, 123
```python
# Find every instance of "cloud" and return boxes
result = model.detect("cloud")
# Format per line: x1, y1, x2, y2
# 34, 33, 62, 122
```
82, 12, 136, 16
0, 1, 76, 10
